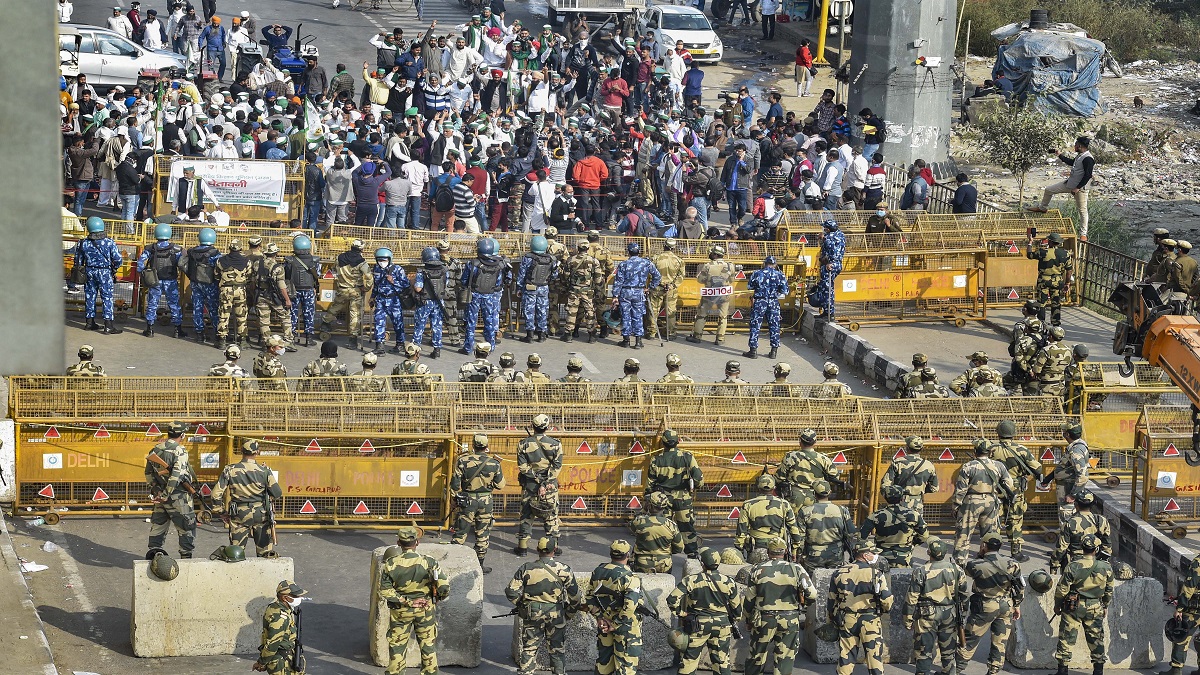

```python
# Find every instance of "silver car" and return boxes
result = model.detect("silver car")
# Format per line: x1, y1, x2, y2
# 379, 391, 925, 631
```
60, 24, 187, 91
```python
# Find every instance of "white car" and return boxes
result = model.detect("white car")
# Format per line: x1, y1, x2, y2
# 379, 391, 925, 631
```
640, 6, 722, 63
60, 24, 187, 91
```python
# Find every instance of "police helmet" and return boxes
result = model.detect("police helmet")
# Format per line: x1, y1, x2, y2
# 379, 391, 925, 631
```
912, 353, 928, 366
663, 238, 677, 250
775, 362, 792, 376
472, 433, 489, 449
292, 235, 312, 252
1073, 344, 1090, 359
721, 547, 746, 565
799, 428, 818, 445
822, 219, 839, 230
86, 216, 106, 234
699, 547, 721, 570
661, 429, 680, 447
362, 352, 378, 367
905, 436, 924, 451
626, 241, 641, 255
375, 247, 393, 261
1049, 326, 1065, 340
350, 239, 365, 251
1047, 232, 1064, 244
148, 549, 179, 581
209, 545, 246, 562
756, 474, 776, 490
1027, 569, 1053, 594
474, 341, 493, 356
1073, 489, 1095, 507
499, 351, 516, 367
532, 413, 550, 430
222, 342, 241, 359
823, 362, 839, 377
1026, 317, 1043, 332
725, 360, 741, 373
882, 485, 903, 504
477, 237, 498, 255
198, 227, 217, 245
666, 353, 682, 367
154, 223, 173, 240
421, 246, 440, 263
602, 308, 623, 328
530, 235, 549, 254
996, 420, 1018, 439
764, 255, 777, 265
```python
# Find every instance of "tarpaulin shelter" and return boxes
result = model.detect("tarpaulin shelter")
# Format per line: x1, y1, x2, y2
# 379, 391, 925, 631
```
992, 29, 1107, 117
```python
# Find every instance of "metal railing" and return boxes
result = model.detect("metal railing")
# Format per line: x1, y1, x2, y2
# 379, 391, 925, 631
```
1077, 240, 1147, 316
881, 164, 1004, 215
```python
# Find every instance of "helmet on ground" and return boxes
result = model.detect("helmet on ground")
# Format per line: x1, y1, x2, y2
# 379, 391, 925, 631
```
602, 307, 623, 328
882, 485, 903, 504
668, 629, 689, 652
421, 246, 440, 263
533, 413, 550, 429
545, 226, 558, 237
627, 241, 641, 255
1027, 569, 1053, 594
382, 545, 404, 560
477, 237, 498, 255
375, 247, 393, 261
721, 547, 745, 565
699, 547, 721, 570
293, 235, 312, 252
154, 223, 173, 240
148, 549, 179, 581
997, 420, 1017, 438
86, 216, 106, 234
661, 429, 679, 447
209, 545, 246, 562
1113, 561, 1134, 580
530, 235, 549, 254
198, 227, 217, 245
756, 474, 776, 490
648, 491, 672, 510
815, 623, 839, 642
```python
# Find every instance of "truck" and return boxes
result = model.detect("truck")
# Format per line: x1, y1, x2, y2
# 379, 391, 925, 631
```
547, 0, 646, 28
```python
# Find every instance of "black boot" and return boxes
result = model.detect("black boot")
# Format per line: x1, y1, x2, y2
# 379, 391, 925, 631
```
1054, 662, 1068, 675
536, 331, 547, 343
430, 348, 440, 359
143, 322, 154, 337
303, 335, 314, 348
458, 346, 471, 355
86, 318, 100, 331
1092, 664, 1103, 675
633, 337, 644, 349
215, 337, 227, 351
520, 331, 533, 343
585, 331, 594, 343
389, 343, 402, 354
237, 336, 246, 348
478, 557, 491, 574
513, 542, 529, 556
619, 336, 630, 348
195, 330, 208, 344
174, 325, 186, 338
768, 347, 778, 359
564, 328, 575, 343
101, 320, 122, 335
285, 341, 298, 353
599, 324, 610, 339
349, 335, 360, 350
743, 348, 757, 359
686, 335, 701, 343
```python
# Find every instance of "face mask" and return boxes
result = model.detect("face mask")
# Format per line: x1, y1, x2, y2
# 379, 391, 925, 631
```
876, 210, 885, 217
224, 140, 234, 148
287, 597, 303, 609
865, 553, 879, 565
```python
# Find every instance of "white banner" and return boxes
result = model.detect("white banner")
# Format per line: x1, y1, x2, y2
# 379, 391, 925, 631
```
165, 160, 289, 213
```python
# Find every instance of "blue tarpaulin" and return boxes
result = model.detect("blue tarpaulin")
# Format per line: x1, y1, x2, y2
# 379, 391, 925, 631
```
993, 31, 1107, 117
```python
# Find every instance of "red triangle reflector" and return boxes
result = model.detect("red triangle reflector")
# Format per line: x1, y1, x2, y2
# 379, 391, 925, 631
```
1165, 443, 1181, 457
1040, 448, 1056, 461
145, 423, 161, 436
892, 449, 907, 461
727, 506, 741, 520
1165, 498, 1182, 512
37, 485, 55, 499
629, 441, 645, 455
406, 501, 424, 515
195, 423, 210, 435
831, 451, 848, 465
930, 435, 942, 441
299, 500, 318, 514
352, 500, 370, 515
1008, 244, 1020, 254
938, 448, 955, 461
731, 451, 747, 464
305, 439, 322, 453
577, 441, 593, 454
659, 309, 667, 317
359, 439, 376, 454
237, 223, 248, 232
94, 425, 111, 439
44, 427, 60, 439
715, 484, 733, 498
199, 483, 212, 497
731, 309, 744, 320
798, 235, 808, 244
323, 269, 334, 279
734, 270, 746, 280
571, 497, 587, 510
627, 496, 642, 509
92, 487, 110, 501
1007, 288, 1020, 300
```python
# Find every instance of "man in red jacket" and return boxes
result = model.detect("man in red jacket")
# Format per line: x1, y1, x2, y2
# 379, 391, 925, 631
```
571, 144, 609, 231
599, 68, 630, 113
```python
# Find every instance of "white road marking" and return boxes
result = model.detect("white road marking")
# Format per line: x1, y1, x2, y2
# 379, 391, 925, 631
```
569, 351, 600, 374
47, 529, 96, 614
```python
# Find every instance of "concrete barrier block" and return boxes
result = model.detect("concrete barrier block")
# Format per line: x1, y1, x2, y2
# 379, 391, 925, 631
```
508, 571, 676, 672
368, 544, 483, 668
131, 557, 294, 657
804, 566, 913, 665
1008, 576, 1169, 669
804, 568, 838, 664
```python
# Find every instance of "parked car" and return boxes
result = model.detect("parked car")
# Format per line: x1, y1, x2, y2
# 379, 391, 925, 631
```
639, 6, 722, 63
59, 24, 188, 92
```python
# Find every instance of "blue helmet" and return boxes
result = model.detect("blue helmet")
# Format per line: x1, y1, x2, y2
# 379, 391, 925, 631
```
822, 219, 839, 230
530, 236, 549, 254
477, 237, 498, 256
293, 235, 312, 252
154, 223, 173, 241
198, 227, 217, 245
627, 241, 640, 255
421, 246, 440, 263
375, 247, 393, 261
85, 216, 106, 234
764, 255, 777, 265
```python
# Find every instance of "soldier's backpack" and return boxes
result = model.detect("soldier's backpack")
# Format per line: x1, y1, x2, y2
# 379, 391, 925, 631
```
219, 258, 250, 286
528, 253, 555, 287
423, 264, 448, 299
187, 245, 217, 284
149, 244, 180, 284
288, 254, 319, 291
471, 258, 504, 294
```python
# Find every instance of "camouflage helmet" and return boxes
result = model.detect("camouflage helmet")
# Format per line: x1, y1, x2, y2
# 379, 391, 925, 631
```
265, 242, 280, 255
609, 539, 632, 557
756, 474, 776, 490
529, 492, 556, 516
1026, 317, 1043, 332
927, 539, 949, 560
499, 351, 516, 367
397, 525, 424, 545
1027, 569, 1053, 594
228, 239, 243, 252
912, 353, 928, 366
1047, 232, 1063, 244
720, 547, 746, 565
663, 238, 677, 250
881, 485, 903, 504
668, 628, 689, 652
799, 428, 818, 445
699, 547, 721, 570
970, 350, 989, 363
973, 438, 992, 454
209, 545, 246, 562
1073, 489, 1095, 507
734, 565, 752, 585
766, 538, 788, 555
566, 356, 584, 370
661, 429, 680, 447
725, 360, 741, 373
474, 341, 493, 357
537, 536, 557, 553
436, 239, 452, 252
527, 353, 542, 366
266, 334, 286, 348
974, 369, 996, 383
708, 244, 725, 258
814, 623, 839, 642
148, 549, 179, 581
1113, 561, 1134, 581
350, 239, 365, 251
775, 362, 792, 376
823, 362, 839, 377
532, 413, 550, 429
997, 420, 1018, 438
905, 436, 924, 451
648, 491, 672, 511
813, 479, 832, 497
224, 344, 242, 359
920, 367, 938, 381
1049, 325, 1065, 340
166, 421, 187, 435
665, 352, 682, 367
1081, 533, 1101, 552
362, 352, 379, 366
472, 433, 489, 449
382, 545, 404, 560
241, 439, 260, 455
78, 344, 95, 358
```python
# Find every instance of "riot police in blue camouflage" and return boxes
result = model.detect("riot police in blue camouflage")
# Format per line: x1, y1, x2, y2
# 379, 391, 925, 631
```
185, 226, 220, 343
370, 248, 410, 355
461, 237, 512, 354
412, 247, 448, 359
76, 217, 125, 334
744, 255, 789, 360
285, 235, 321, 347
611, 241, 661, 349
807, 219, 845, 320
518, 235, 559, 343
137, 222, 185, 338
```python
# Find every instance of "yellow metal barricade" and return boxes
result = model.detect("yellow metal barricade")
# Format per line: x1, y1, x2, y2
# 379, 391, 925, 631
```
1132, 405, 1200, 537
151, 156, 306, 222
64, 219, 145, 316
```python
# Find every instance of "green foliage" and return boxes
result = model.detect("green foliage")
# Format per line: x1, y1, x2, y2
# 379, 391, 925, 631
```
1062, 199, 1143, 255
965, 107, 1074, 206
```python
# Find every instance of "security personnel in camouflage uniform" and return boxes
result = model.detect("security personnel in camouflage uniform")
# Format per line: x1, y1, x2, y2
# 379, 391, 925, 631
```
253, 334, 289, 389
301, 340, 349, 377
796, 480, 856, 572
437, 239, 465, 344
327, 239, 374, 350
828, 541, 894, 675
744, 537, 817, 675
818, 362, 852, 397
558, 356, 591, 383
860, 485, 928, 568
394, 343, 432, 380
544, 227, 570, 336
736, 474, 802, 563
525, 353, 552, 383
647, 238, 684, 341
212, 439, 282, 557
209, 344, 249, 378
1053, 533, 1113, 675
562, 241, 605, 343
215, 240, 252, 350
952, 439, 1015, 566
1053, 489, 1111, 573
629, 491, 684, 573
904, 539, 968, 675
950, 351, 1003, 397
646, 428, 703, 557
955, 531, 1023, 675
969, 369, 1008, 397
1065, 344, 1103, 413
506, 536, 582, 675
688, 244, 737, 345
256, 580, 306, 674
1165, 555, 1200, 674
880, 436, 938, 519
777, 428, 840, 513
492, 351, 529, 384
379, 526, 450, 675
991, 420, 1042, 561
66, 344, 107, 376
716, 360, 749, 394
515, 414, 563, 555
458, 342, 497, 382
145, 421, 197, 558
1032, 325, 1072, 396
1012, 299, 1045, 343
667, 547, 742, 675
763, 362, 795, 397
451, 433, 506, 572
897, 353, 928, 398
1041, 422, 1090, 524
656, 353, 696, 395
1006, 316, 1045, 394
587, 540, 643, 675
255, 243, 296, 350
1027, 231, 1073, 326
587, 231, 616, 339
348, 352, 387, 392
905, 367, 951, 399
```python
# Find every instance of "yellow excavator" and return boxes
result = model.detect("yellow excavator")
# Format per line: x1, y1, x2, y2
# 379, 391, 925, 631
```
1111, 281, 1200, 465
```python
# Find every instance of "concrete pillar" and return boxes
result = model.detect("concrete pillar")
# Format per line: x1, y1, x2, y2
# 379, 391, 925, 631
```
0, 5, 65, 376
805, 566, 915, 664
368, 544, 483, 668
847, 0, 958, 169
130, 557, 295, 657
